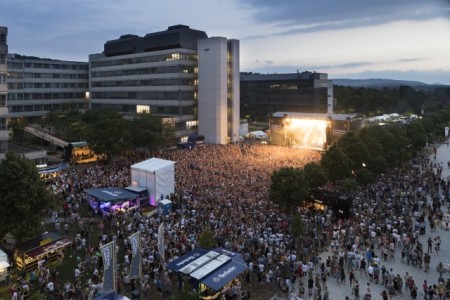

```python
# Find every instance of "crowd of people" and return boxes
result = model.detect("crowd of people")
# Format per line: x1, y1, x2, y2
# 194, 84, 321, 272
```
5, 142, 450, 300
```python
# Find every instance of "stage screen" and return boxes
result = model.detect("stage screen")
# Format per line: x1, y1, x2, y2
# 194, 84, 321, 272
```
285, 119, 328, 150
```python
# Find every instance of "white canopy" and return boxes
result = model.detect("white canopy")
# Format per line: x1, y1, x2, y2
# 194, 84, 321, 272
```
131, 158, 175, 206
0, 248, 9, 280
246, 130, 268, 139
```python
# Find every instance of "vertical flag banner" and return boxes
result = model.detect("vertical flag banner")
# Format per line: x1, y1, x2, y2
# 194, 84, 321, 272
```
158, 222, 166, 263
129, 231, 141, 279
100, 241, 116, 294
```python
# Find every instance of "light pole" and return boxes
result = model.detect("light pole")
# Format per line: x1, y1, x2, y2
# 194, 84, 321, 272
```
284, 118, 291, 146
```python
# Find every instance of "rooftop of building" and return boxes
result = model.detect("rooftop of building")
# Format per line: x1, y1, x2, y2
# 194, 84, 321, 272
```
103, 24, 208, 57
240, 71, 328, 81
8, 53, 88, 64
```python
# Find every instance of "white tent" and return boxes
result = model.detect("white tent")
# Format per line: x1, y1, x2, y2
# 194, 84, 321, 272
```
0, 248, 9, 281
246, 130, 268, 140
131, 158, 175, 206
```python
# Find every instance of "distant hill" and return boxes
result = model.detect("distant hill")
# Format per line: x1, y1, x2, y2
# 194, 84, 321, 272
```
332, 78, 449, 89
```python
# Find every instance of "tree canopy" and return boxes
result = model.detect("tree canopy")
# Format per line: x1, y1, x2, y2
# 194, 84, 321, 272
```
269, 167, 309, 212
0, 151, 55, 242
303, 162, 328, 188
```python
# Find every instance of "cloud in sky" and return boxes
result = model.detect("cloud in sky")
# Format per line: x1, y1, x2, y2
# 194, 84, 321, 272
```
1, 0, 449, 84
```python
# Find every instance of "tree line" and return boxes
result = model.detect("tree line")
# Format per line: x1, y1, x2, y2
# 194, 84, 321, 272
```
334, 85, 450, 116
9, 110, 176, 161
270, 103, 450, 211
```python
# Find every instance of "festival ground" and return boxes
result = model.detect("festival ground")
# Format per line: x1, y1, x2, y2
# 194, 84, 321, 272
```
270, 141, 450, 300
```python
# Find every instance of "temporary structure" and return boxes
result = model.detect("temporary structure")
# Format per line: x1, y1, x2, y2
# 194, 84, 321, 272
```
246, 130, 268, 140
0, 248, 9, 282
131, 158, 175, 206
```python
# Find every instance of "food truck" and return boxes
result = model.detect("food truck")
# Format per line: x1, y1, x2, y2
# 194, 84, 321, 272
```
13, 232, 72, 271
85, 188, 140, 216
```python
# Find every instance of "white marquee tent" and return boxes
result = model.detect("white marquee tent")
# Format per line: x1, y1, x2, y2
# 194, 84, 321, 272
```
130, 158, 175, 206
0, 248, 9, 282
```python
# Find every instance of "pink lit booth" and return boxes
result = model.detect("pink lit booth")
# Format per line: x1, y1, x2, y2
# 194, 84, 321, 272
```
85, 188, 139, 216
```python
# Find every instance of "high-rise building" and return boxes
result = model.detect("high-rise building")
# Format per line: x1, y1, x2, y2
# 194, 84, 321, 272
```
197, 38, 239, 144
240, 72, 333, 122
0, 26, 8, 153
7, 54, 89, 120
89, 25, 240, 144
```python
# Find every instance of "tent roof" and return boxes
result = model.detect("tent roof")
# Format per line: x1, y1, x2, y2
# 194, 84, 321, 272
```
0, 248, 7, 260
124, 186, 148, 193
85, 188, 138, 202
167, 247, 247, 291
0, 260, 9, 269
94, 292, 130, 300
131, 157, 175, 172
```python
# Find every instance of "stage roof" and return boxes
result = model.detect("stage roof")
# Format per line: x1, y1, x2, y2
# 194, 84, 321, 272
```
271, 111, 359, 120
85, 188, 138, 202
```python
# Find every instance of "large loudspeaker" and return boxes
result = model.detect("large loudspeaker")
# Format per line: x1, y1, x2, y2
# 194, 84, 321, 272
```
326, 126, 331, 145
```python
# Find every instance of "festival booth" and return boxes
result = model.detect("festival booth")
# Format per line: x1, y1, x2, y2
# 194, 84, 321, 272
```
309, 188, 353, 218
13, 232, 72, 271
167, 247, 247, 294
0, 248, 9, 282
38, 163, 69, 182
84, 188, 139, 216
124, 186, 149, 208
158, 199, 172, 215
130, 158, 175, 206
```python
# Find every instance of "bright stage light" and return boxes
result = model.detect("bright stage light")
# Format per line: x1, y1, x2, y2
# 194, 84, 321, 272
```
284, 118, 328, 150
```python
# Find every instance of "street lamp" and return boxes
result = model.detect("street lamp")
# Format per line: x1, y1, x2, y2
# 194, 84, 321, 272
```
85, 92, 91, 110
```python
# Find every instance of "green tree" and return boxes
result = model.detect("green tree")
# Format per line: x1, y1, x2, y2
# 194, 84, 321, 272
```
320, 144, 354, 182
198, 227, 217, 249
83, 110, 128, 161
339, 177, 358, 194
354, 167, 375, 186
0, 151, 55, 242
291, 214, 306, 239
8, 118, 27, 142
128, 113, 164, 150
303, 162, 328, 188
269, 167, 309, 213
337, 133, 372, 170
161, 119, 177, 148
291, 213, 306, 254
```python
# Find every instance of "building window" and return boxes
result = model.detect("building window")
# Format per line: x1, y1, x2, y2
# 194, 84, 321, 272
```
186, 120, 198, 130
136, 105, 150, 114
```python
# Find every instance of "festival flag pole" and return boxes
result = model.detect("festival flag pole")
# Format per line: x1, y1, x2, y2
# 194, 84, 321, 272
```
128, 231, 142, 280
158, 222, 166, 269
100, 240, 116, 295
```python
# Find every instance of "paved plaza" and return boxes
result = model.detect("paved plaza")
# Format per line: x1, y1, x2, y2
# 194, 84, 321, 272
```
270, 141, 450, 300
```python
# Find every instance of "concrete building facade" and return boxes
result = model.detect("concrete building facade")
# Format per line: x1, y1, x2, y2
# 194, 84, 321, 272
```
197, 38, 239, 144
240, 72, 333, 122
6, 54, 89, 120
0, 26, 8, 153
89, 25, 239, 144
